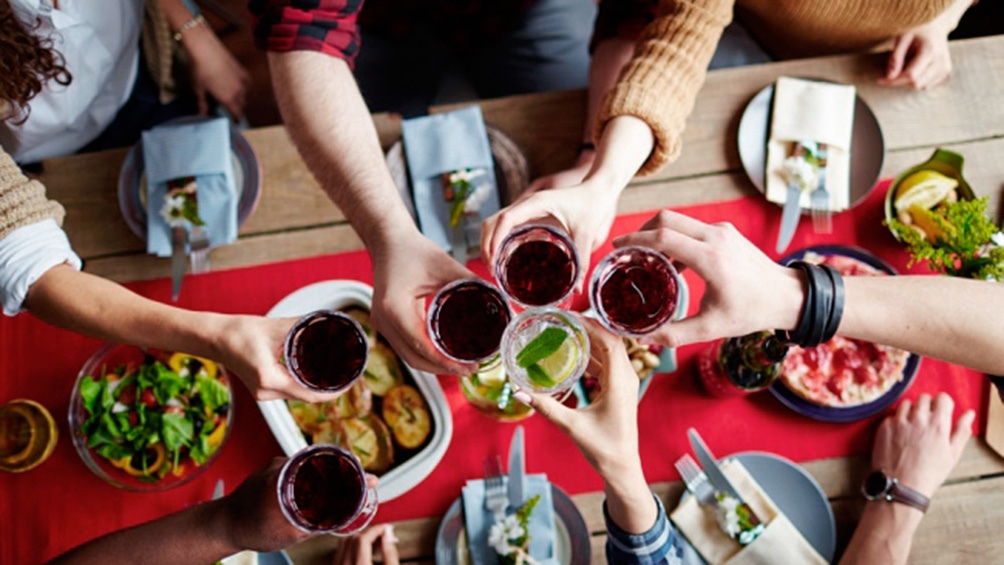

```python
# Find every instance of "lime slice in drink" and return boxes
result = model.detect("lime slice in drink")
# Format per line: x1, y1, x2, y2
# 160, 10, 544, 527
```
476, 363, 506, 388
533, 335, 580, 386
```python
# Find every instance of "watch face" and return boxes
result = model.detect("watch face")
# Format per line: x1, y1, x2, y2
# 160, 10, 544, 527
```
864, 470, 891, 497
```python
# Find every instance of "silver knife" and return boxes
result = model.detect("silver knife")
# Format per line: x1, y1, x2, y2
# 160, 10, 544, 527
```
171, 226, 188, 301
775, 183, 802, 254
688, 428, 745, 502
508, 425, 525, 511
211, 478, 225, 500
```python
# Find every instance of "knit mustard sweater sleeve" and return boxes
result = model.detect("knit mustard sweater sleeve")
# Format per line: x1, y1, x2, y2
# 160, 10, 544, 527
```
0, 147, 66, 239
596, 0, 734, 176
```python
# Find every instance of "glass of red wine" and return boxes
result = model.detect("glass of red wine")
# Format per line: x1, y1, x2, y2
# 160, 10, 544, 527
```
284, 310, 369, 392
277, 444, 377, 535
495, 224, 580, 308
427, 278, 513, 368
589, 246, 680, 336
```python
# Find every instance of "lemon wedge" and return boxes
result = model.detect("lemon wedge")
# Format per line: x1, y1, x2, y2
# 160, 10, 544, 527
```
894, 170, 958, 214
536, 336, 580, 385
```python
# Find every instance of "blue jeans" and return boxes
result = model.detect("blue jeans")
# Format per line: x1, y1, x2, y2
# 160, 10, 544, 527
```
354, 0, 597, 117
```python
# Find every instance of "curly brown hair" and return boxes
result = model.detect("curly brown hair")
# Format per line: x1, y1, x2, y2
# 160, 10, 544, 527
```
0, 0, 72, 124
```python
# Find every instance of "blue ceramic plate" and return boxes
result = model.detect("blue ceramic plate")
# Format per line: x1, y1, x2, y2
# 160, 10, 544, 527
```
117, 116, 262, 241
769, 245, 921, 422
435, 483, 590, 564
678, 452, 837, 564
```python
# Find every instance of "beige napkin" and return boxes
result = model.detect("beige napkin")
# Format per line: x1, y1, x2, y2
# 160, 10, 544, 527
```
670, 460, 827, 565
765, 77, 856, 212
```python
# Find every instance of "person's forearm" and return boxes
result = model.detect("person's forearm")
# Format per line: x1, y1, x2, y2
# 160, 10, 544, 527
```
268, 51, 418, 255
601, 459, 658, 534
581, 115, 654, 205
839, 502, 923, 565
50, 499, 238, 564
24, 265, 228, 361
584, 38, 639, 145
157, 0, 198, 32
927, 0, 975, 33
837, 276, 1004, 374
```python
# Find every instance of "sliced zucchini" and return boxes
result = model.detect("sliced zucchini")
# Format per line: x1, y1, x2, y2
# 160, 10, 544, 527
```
382, 385, 432, 449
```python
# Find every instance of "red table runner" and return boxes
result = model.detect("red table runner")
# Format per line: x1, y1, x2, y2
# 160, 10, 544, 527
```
1, 183, 987, 564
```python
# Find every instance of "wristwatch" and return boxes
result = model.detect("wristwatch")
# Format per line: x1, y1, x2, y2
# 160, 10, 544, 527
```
861, 470, 930, 513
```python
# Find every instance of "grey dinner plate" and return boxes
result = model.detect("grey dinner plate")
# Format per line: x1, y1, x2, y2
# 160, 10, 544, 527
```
737, 81, 885, 210
677, 452, 836, 564
435, 483, 590, 564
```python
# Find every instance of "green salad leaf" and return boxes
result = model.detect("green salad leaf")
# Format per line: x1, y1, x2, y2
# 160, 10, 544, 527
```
161, 413, 194, 452
80, 377, 102, 415
195, 373, 229, 411
154, 364, 190, 405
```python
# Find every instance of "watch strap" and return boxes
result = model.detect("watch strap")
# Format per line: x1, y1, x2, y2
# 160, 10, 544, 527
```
889, 478, 931, 513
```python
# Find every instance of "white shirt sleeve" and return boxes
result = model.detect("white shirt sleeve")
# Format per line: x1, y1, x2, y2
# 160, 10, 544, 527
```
0, 219, 83, 316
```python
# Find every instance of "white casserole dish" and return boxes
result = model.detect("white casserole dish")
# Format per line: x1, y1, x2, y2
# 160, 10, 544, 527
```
259, 280, 453, 502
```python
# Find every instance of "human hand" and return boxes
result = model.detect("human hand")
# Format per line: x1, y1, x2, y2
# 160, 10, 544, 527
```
332, 524, 400, 565
481, 180, 618, 290
219, 458, 310, 552
524, 149, 596, 195
872, 393, 975, 498
181, 24, 250, 116
879, 21, 952, 90
371, 233, 478, 376
512, 318, 641, 479
612, 210, 805, 348
209, 315, 344, 403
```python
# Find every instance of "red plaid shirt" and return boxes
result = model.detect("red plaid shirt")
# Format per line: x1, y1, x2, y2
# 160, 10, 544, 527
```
249, 0, 658, 68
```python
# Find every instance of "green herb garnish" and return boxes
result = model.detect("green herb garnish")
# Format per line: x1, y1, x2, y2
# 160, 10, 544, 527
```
525, 364, 556, 388
515, 328, 568, 369
887, 196, 1004, 280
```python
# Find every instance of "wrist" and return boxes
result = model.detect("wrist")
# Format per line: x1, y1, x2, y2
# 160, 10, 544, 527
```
204, 499, 244, 555
862, 498, 925, 531
772, 266, 808, 332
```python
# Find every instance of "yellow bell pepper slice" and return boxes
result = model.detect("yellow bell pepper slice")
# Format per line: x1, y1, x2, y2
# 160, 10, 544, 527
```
167, 353, 218, 379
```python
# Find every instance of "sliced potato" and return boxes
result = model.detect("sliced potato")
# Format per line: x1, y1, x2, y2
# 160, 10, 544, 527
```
343, 307, 376, 348
382, 385, 432, 449
312, 420, 345, 446
340, 416, 394, 473
286, 400, 329, 434
324, 381, 373, 419
361, 342, 403, 396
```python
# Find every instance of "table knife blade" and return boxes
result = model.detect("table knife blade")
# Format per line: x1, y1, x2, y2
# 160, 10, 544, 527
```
171, 227, 187, 301
508, 425, 525, 511
776, 184, 802, 253
688, 428, 744, 502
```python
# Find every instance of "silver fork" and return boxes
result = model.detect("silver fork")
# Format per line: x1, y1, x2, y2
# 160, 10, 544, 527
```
676, 454, 717, 508
483, 455, 508, 521
189, 226, 211, 274
811, 143, 832, 234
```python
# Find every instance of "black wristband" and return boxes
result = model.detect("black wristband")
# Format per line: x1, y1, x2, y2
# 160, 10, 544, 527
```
577, 142, 596, 153
778, 263, 815, 346
820, 264, 845, 343
803, 263, 831, 348
988, 375, 1004, 396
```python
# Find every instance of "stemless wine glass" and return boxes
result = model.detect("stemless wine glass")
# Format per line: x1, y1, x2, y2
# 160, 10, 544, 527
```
501, 308, 590, 396
277, 444, 378, 535
427, 278, 513, 369
589, 246, 680, 336
284, 310, 369, 392
495, 224, 580, 308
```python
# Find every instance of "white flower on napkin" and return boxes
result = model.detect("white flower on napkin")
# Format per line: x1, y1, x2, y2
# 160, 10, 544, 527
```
991, 231, 1004, 247
716, 496, 742, 538
160, 194, 190, 228
464, 183, 491, 214
782, 156, 817, 193
488, 515, 525, 555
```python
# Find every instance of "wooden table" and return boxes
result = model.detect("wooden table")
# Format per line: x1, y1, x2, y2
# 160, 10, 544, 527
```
39, 36, 1004, 564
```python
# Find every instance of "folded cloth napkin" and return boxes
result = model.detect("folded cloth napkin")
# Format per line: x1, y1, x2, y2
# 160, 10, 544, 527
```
765, 77, 856, 212
401, 106, 500, 254
461, 474, 557, 565
142, 117, 237, 257
670, 460, 827, 565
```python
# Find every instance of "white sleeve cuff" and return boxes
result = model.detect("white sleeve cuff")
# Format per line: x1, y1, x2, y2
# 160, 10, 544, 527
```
0, 219, 83, 316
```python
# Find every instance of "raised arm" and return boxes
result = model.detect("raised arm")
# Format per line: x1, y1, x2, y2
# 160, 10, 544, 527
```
514, 320, 681, 563
614, 210, 1004, 375
252, 2, 475, 375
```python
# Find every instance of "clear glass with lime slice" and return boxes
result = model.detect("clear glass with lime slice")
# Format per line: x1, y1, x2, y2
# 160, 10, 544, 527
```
501, 309, 590, 395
